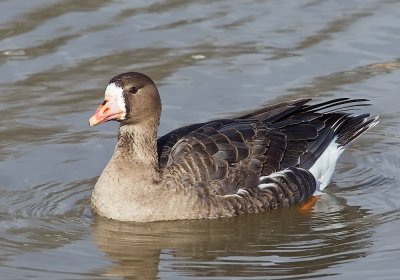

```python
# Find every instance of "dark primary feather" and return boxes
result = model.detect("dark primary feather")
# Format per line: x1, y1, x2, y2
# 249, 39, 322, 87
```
158, 98, 376, 214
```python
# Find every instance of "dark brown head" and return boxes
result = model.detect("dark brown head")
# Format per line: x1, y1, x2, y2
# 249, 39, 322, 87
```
89, 72, 161, 126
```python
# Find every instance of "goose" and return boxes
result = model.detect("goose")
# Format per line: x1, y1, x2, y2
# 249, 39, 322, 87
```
88, 72, 379, 222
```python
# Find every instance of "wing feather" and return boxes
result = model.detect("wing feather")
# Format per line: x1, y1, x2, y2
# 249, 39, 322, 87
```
158, 98, 375, 202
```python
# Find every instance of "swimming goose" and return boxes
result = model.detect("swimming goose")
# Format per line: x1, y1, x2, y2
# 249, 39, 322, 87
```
89, 72, 379, 222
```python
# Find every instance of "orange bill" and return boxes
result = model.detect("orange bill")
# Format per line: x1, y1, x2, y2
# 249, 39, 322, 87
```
89, 97, 125, 126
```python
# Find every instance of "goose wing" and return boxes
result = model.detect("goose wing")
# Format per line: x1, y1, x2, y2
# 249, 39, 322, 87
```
158, 98, 375, 201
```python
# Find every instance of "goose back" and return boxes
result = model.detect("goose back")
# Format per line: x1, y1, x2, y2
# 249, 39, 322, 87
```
157, 98, 377, 210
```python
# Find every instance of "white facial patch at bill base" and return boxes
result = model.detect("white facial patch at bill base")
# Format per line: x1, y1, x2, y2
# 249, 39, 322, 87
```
105, 82, 126, 120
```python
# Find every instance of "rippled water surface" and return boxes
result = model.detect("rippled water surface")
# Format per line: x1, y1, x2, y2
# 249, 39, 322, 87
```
1, 0, 400, 279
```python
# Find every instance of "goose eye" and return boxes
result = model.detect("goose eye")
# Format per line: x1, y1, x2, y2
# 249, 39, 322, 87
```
129, 87, 138, 94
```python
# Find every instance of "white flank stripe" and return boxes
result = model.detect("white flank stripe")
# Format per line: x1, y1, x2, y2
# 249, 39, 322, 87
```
258, 183, 276, 190
308, 137, 344, 191
259, 169, 292, 184
236, 188, 249, 196
223, 194, 242, 198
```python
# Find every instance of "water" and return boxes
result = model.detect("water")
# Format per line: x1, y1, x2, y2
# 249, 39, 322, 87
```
1, 0, 400, 279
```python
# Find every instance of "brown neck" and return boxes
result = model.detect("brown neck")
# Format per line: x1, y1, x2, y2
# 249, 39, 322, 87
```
113, 117, 160, 175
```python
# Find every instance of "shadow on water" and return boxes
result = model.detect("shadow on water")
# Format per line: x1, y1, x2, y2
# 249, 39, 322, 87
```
92, 193, 373, 279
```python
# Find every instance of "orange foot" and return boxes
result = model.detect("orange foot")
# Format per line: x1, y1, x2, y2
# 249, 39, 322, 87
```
299, 196, 319, 214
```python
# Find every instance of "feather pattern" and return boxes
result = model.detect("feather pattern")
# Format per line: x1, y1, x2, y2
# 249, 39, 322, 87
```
90, 73, 379, 222
158, 98, 378, 217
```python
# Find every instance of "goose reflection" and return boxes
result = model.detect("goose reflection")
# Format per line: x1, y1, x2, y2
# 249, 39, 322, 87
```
92, 191, 373, 280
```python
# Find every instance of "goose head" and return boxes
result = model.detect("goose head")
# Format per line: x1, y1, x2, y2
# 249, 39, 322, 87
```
89, 72, 161, 126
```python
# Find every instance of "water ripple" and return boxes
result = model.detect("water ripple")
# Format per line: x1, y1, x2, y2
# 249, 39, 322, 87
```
1, 0, 400, 279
